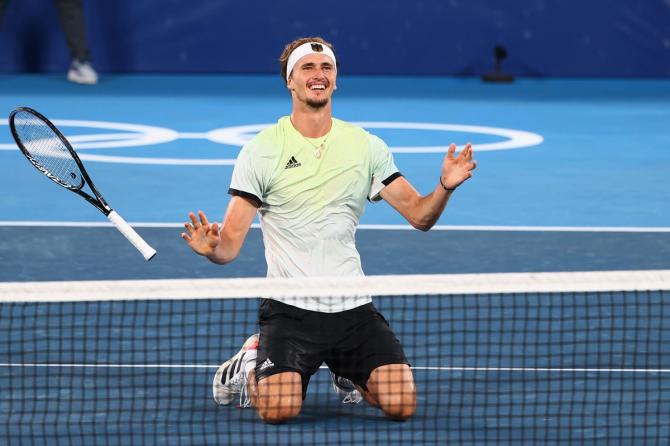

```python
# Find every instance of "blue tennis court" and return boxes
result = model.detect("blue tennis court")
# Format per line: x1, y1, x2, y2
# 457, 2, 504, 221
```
2, 285, 670, 445
1, 73, 670, 444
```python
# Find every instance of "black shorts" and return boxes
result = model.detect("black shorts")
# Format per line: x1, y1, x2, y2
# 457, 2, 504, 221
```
255, 298, 409, 399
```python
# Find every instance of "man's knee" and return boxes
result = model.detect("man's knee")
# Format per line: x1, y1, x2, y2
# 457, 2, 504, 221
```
367, 364, 416, 421
378, 389, 416, 421
257, 401, 302, 424
254, 371, 303, 424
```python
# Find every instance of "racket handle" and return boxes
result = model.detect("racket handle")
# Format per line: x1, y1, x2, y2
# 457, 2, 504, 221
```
107, 211, 157, 261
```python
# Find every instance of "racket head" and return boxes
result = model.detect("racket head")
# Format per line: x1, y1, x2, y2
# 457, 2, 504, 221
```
9, 107, 85, 191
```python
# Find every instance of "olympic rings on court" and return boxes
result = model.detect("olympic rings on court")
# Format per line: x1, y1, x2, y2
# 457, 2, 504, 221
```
0, 119, 543, 165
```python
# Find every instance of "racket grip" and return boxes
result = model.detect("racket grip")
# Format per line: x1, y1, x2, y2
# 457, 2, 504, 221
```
107, 211, 157, 261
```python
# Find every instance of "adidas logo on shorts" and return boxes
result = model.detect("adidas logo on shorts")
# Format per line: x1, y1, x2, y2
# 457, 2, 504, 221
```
258, 358, 275, 371
285, 156, 301, 169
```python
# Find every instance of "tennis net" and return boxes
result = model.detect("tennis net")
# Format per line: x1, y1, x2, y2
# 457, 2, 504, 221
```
1, 270, 670, 445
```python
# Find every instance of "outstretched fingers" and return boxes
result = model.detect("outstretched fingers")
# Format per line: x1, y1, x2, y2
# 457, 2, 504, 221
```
189, 211, 203, 228
209, 222, 220, 240
198, 210, 210, 227
457, 143, 472, 160
459, 144, 476, 172
183, 212, 195, 233
447, 143, 456, 158
181, 220, 193, 241
440, 142, 477, 190
182, 211, 208, 240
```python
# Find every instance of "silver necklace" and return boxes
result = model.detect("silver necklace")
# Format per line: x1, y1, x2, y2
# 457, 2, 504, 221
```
290, 117, 333, 158
313, 142, 325, 159
306, 132, 331, 159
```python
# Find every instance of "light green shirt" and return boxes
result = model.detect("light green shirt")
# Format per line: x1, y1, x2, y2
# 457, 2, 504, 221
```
229, 116, 400, 312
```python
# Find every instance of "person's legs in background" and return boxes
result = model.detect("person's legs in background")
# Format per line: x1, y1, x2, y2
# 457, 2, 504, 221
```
0, 0, 8, 19
54, 0, 98, 84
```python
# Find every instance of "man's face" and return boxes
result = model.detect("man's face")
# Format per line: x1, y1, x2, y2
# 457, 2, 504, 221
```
287, 53, 337, 109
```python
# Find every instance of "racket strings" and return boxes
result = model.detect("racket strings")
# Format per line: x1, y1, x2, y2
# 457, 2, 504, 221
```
13, 111, 84, 190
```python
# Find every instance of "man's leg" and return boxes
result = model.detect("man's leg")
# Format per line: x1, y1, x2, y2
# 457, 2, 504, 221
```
53, 0, 98, 84
53, 0, 90, 62
328, 304, 415, 420
0, 0, 8, 23
212, 334, 305, 423
248, 298, 325, 423
358, 364, 416, 421
247, 370, 303, 424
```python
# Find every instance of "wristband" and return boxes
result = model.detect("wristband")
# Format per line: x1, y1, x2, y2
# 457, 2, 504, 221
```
439, 176, 455, 192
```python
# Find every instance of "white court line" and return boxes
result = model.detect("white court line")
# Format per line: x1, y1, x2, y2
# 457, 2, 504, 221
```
2, 221, 670, 232
1, 363, 669, 373
177, 132, 209, 139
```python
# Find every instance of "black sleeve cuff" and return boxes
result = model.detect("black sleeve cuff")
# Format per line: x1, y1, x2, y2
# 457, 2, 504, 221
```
382, 172, 403, 186
228, 188, 262, 208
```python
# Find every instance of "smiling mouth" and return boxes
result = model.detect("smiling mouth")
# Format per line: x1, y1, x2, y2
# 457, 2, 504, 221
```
308, 81, 327, 91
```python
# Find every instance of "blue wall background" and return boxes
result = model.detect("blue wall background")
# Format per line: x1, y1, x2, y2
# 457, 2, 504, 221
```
0, 0, 669, 77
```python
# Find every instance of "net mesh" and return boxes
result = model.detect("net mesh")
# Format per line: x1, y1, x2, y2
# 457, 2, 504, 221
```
1, 271, 670, 445
11, 110, 84, 190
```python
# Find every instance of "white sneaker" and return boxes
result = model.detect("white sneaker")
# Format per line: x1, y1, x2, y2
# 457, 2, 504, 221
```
67, 60, 98, 85
330, 372, 362, 404
212, 334, 259, 407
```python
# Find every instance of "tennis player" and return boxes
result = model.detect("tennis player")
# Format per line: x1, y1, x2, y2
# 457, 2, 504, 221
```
182, 37, 476, 423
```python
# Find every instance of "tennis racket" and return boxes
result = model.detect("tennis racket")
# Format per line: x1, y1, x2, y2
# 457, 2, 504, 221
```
9, 106, 157, 261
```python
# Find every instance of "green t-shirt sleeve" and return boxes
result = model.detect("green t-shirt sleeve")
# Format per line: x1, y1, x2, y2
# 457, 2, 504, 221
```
228, 143, 275, 207
367, 133, 402, 202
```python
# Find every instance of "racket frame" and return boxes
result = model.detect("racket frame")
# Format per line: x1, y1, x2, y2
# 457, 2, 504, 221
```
9, 106, 156, 261
9, 107, 113, 216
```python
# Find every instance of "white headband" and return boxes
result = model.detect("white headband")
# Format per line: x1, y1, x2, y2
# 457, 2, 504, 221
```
286, 42, 337, 82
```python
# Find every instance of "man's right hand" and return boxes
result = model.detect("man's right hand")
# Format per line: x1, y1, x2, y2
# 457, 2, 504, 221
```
181, 210, 220, 257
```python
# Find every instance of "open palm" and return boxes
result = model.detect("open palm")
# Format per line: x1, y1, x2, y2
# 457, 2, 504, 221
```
181, 210, 220, 256
441, 143, 477, 190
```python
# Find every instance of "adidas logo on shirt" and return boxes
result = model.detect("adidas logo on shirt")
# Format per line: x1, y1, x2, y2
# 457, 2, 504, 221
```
258, 358, 275, 371
285, 156, 301, 169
